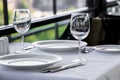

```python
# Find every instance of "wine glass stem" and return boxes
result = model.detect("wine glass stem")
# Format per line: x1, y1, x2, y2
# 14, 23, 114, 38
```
21, 34, 25, 51
78, 39, 83, 60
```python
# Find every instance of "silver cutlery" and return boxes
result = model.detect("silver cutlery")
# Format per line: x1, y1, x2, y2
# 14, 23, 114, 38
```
41, 61, 84, 73
81, 46, 95, 53
24, 46, 35, 50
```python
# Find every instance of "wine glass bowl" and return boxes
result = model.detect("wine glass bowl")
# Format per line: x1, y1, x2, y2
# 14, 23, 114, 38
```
70, 12, 90, 61
70, 13, 90, 40
13, 9, 31, 53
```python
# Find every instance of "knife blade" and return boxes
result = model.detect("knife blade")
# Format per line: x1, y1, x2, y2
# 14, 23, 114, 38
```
41, 61, 84, 73
24, 46, 35, 50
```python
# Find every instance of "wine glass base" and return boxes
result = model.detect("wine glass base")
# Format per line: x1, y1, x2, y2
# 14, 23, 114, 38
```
72, 58, 87, 64
14, 50, 30, 54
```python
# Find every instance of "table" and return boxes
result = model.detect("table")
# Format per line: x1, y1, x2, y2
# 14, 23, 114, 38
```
0, 43, 120, 80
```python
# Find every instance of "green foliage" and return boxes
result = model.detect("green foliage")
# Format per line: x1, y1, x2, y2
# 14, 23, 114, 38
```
58, 25, 67, 37
12, 24, 66, 42
20, 0, 28, 9
8, 10, 13, 24
0, 0, 4, 25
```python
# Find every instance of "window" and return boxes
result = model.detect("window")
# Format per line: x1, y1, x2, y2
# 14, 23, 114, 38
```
56, 0, 86, 14
8, 0, 87, 23
1, 0, 88, 42
8, 0, 54, 24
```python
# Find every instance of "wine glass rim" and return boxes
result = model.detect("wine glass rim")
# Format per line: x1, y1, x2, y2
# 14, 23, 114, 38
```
14, 9, 30, 11
71, 12, 89, 18
71, 12, 88, 15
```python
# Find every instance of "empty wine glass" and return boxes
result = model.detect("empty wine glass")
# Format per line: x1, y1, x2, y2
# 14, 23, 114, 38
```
13, 9, 31, 54
70, 12, 90, 62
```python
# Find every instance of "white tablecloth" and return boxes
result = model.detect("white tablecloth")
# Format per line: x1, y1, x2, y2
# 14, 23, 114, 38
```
0, 43, 120, 80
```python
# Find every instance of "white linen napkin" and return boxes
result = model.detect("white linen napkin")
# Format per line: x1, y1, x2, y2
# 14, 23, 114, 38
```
0, 37, 9, 55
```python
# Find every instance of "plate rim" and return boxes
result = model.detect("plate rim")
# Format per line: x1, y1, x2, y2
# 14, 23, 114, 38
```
32, 40, 87, 51
0, 53, 62, 68
95, 45, 120, 53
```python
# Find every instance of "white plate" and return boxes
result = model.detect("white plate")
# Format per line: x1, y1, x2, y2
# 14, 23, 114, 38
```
0, 53, 62, 69
33, 40, 87, 51
95, 45, 120, 53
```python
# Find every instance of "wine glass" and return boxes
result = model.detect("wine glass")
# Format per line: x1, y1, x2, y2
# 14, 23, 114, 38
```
13, 9, 31, 54
70, 12, 90, 62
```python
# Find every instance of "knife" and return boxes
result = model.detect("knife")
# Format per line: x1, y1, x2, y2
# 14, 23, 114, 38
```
24, 46, 35, 50
41, 61, 84, 73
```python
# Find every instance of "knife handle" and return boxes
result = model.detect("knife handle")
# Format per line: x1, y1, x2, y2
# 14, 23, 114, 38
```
41, 61, 84, 73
